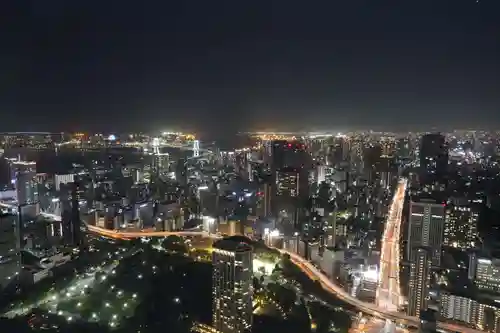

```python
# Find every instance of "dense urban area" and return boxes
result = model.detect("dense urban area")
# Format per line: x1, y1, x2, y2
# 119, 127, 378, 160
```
0, 131, 499, 333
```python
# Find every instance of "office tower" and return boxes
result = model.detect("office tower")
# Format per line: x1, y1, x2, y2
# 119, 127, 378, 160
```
326, 205, 337, 247
444, 197, 479, 250
176, 158, 188, 186
468, 251, 478, 280
212, 238, 253, 333
271, 140, 307, 170
0, 213, 21, 290
329, 136, 349, 166
274, 167, 301, 228
364, 144, 396, 188
61, 201, 73, 245
64, 180, 82, 246
419, 133, 448, 192
276, 167, 300, 198
316, 164, 326, 184
364, 144, 383, 172
407, 247, 431, 317
396, 137, 411, 159
469, 256, 500, 293
13, 161, 38, 205
257, 183, 272, 218
407, 198, 445, 266
373, 156, 397, 189
152, 153, 169, 177
380, 136, 396, 157
12, 161, 39, 221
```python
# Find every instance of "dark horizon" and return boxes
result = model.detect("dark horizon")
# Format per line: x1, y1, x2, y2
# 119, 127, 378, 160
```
2, 0, 499, 133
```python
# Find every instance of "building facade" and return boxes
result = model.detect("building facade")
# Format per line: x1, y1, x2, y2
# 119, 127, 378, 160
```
212, 238, 253, 333
407, 199, 445, 266
407, 247, 431, 317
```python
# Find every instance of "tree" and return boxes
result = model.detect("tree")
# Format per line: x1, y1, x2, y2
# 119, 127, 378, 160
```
162, 235, 187, 253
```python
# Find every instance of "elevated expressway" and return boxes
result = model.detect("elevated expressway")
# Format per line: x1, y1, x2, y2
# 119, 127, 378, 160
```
79, 225, 480, 333
0, 198, 482, 333
377, 179, 406, 312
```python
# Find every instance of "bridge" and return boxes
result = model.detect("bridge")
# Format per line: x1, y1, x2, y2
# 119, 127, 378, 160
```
55, 137, 212, 159
0, 197, 481, 333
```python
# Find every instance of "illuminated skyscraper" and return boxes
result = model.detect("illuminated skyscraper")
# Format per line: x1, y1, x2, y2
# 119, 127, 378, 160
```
329, 136, 349, 166
444, 197, 479, 250
0, 213, 20, 291
70, 180, 82, 246
380, 136, 396, 157
274, 167, 301, 228
256, 183, 272, 218
271, 140, 307, 170
419, 133, 448, 192
276, 167, 300, 198
12, 161, 38, 205
212, 237, 253, 333
407, 247, 431, 317
407, 198, 445, 266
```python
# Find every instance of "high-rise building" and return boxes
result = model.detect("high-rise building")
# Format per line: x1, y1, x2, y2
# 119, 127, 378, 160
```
256, 183, 272, 218
373, 156, 397, 189
407, 198, 445, 266
12, 161, 38, 205
316, 164, 326, 184
274, 167, 301, 228
469, 256, 500, 293
62, 180, 83, 247
380, 136, 396, 157
439, 291, 500, 333
0, 213, 20, 290
54, 174, 76, 191
271, 140, 307, 170
407, 247, 431, 317
328, 136, 349, 166
11, 161, 39, 221
419, 134, 448, 192
396, 137, 411, 159
212, 237, 253, 333
444, 197, 479, 250
152, 153, 169, 177
276, 167, 300, 198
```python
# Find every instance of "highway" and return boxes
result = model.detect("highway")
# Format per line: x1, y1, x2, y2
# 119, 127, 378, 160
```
79, 226, 482, 333
0, 200, 483, 333
377, 179, 407, 311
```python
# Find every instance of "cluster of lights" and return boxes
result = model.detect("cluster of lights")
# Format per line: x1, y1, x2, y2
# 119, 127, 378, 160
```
376, 178, 407, 310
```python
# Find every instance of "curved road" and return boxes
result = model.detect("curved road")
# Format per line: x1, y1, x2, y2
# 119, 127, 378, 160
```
82, 225, 480, 333
0, 202, 480, 333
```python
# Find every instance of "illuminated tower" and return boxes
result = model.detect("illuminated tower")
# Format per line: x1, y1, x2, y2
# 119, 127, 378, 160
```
407, 198, 445, 267
193, 140, 200, 157
407, 247, 431, 317
212, 237, 253, 333
152, 137, 160, 155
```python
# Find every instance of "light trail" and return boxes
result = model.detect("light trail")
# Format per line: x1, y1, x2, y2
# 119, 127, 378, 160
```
376, 179, 407, 312
0, 192, 484, 333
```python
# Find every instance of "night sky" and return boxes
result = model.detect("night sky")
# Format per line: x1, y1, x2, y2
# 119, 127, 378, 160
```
2, 0, 499, 134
